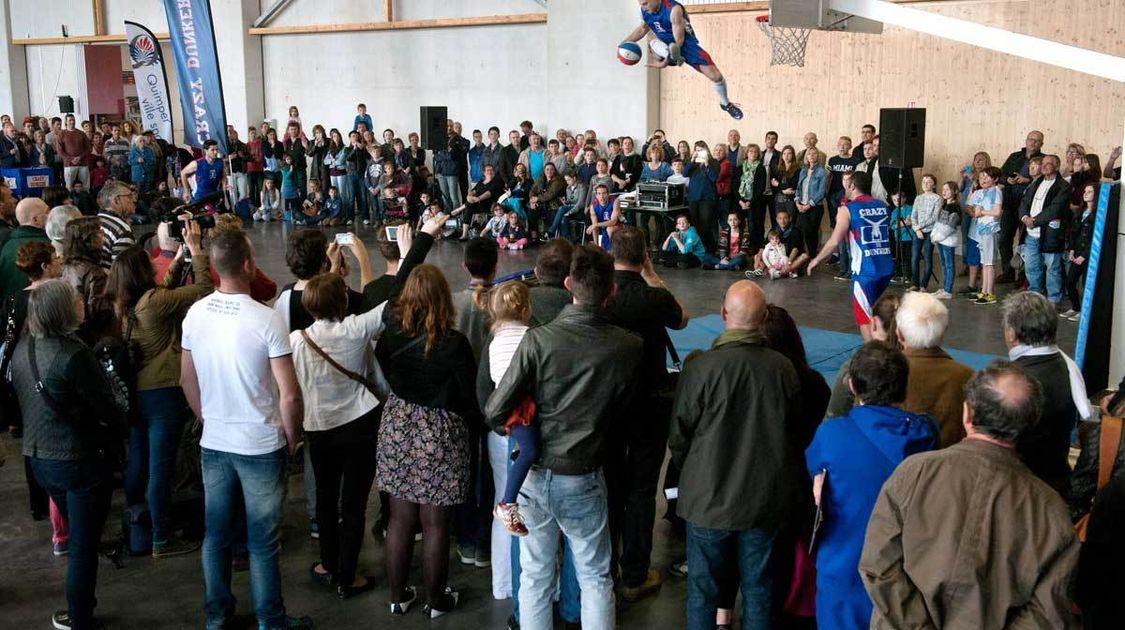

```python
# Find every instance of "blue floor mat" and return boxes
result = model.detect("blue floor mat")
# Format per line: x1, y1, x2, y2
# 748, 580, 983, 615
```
668, 314, 1002, 383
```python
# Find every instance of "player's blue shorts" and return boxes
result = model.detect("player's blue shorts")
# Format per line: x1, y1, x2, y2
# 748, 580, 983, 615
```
964, 237, 981, 267
852, 275, 892, 327
679, 39, 715, 72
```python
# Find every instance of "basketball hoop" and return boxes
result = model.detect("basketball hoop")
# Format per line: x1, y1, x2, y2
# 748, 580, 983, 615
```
757, 15, 811, 68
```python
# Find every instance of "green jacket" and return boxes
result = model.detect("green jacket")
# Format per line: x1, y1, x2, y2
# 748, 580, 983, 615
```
0, 225, 50, 299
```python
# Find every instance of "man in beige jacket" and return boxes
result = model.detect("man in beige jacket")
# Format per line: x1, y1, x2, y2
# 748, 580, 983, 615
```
860, 362, 1079, 629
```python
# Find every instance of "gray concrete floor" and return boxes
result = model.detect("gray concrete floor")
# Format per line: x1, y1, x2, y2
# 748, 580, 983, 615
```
0, 221, 1076, 629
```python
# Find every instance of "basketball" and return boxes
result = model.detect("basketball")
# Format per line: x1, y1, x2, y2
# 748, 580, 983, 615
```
617, 42, 643, 65
648, 39, 670, 62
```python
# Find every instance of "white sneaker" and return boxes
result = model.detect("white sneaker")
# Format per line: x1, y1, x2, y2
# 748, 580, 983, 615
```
1059, 309, 1078, 318
362, 220, 371, 226
933, 290, 952, 300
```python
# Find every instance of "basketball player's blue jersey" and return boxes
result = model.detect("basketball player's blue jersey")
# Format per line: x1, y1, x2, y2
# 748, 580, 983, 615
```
640, 0, 714, 69
594, 198, 614, 249
642, 0, 698, 45
193, 157, 224, 200
846, 196, 894, 279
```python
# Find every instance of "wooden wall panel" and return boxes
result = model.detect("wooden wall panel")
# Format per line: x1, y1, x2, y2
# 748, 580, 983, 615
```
660, 0, 1125, 182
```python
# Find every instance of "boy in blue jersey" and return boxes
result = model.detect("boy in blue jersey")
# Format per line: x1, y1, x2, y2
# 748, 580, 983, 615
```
622, 0, 743, 120
808, 171, 894, 341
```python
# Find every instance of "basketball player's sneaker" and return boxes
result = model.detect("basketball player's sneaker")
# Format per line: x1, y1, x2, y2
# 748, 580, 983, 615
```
721, 102, 744, 120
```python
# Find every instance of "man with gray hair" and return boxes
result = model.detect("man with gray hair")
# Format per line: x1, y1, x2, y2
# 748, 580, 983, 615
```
1003, 291, 1090, 495
1019, 154, 1071, 308
895, 292, 974, 447
96, 180, 136, 268
860, 362, 1079, 629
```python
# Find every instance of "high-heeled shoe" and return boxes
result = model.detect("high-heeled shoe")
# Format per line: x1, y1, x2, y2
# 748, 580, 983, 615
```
388, 586, 417, 615
422, 586, 460, 619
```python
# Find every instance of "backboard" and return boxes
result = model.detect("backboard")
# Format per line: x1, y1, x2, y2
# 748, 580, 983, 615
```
769, 0, 883, 34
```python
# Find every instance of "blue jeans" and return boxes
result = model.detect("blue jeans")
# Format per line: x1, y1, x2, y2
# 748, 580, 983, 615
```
31, 456, 113, 630
125, 387, 190, 546
938, 244, 956, 293
1024, 236, 1064, 304
437, 174, 462, 211
508, 434, 580, 624
518, 468, 614, 630
911, 233, 933, 290
345, 173, 366, 221
549, 204, 579, 237
686, 524, 775, 630
201, 447, 289, 629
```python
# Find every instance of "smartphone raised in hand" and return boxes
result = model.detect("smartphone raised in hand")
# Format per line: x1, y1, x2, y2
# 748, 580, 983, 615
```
334, 232, 354, 246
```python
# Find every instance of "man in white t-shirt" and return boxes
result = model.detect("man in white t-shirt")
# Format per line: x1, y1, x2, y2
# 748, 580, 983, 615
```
181, 230, 312, 630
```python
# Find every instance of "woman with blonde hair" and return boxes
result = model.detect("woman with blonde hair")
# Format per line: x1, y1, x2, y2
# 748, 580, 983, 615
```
959, 151, 992, 255
375, 264, 479, 618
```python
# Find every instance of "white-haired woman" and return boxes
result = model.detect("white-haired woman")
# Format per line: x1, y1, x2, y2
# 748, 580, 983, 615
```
45, 205, 81, 257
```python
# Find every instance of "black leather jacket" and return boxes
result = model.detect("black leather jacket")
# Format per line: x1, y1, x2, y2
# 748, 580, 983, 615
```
483, 304, 642, 475
1070, 419, 1125, 521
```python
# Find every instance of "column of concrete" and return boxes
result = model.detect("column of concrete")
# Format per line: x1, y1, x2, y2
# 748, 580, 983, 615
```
0, 0, 29, 117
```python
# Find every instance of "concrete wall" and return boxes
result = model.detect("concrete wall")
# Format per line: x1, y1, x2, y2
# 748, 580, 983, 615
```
25, 44, 86, 119
0, 0, 659, 145
261, 0, 551, 138
545, 0, 658, 143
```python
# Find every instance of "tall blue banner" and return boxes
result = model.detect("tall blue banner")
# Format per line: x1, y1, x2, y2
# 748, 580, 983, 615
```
163, 0, 228, 154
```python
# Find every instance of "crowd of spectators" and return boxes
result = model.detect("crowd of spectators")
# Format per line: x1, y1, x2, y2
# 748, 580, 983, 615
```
0, 104, 1122, 630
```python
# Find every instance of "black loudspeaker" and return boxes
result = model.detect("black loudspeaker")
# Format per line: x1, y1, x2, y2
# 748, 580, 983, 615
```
419, 106, 448, 152
58, 95, 75, 114
879, 108, 926, 170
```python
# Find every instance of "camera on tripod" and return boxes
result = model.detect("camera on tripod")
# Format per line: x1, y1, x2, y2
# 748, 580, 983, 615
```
157, 192, 222, 241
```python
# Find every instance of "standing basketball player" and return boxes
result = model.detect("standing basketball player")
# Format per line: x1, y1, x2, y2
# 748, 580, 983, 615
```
808, 171, 893, 340
622, 0, 743, 120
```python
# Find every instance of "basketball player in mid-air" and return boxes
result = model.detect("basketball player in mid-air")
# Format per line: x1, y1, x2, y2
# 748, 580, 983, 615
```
623, 0, 743, 120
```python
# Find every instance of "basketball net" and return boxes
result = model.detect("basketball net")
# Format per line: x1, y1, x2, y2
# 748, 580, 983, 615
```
756, 15, 810, 68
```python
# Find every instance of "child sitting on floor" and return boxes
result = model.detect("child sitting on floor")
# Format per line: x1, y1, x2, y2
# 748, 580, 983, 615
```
761, 230, 793, 279
497, 211, 529, 250
482, 204, 507, 242
490, 283, 539, 536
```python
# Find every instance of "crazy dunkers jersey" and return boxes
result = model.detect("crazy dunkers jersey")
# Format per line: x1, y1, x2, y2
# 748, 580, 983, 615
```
641, 0, 714, 69
594, 198, 614, 250
194, 157, 224, 200
846, 196, 894, 279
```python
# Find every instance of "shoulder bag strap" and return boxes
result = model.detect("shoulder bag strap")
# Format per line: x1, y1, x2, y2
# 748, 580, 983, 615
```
1096, 416, 1123, 489
663, 329, 682, 370
389, 334, 426, 361
28, 336, 64, 415
300, 329, 373, 389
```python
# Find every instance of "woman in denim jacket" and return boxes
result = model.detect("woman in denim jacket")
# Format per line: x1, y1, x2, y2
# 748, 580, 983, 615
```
795, 148, 828, 257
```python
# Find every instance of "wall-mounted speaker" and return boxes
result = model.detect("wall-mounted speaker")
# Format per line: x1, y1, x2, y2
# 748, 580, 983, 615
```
419, 106, 448, 152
